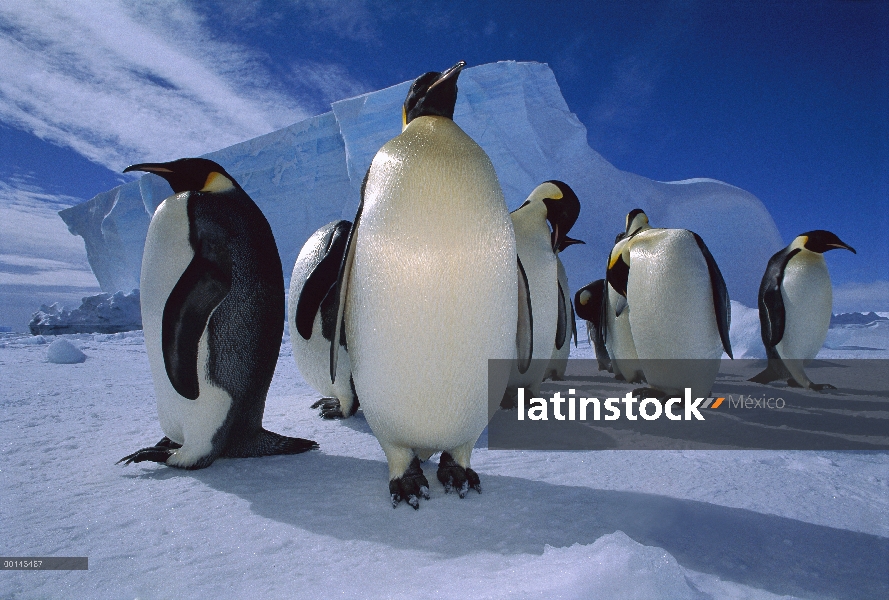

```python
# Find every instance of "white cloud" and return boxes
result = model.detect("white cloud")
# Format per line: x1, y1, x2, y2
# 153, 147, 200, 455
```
0, 0, 312, 172
832, 280, 889, 314
0, 180, 100, 290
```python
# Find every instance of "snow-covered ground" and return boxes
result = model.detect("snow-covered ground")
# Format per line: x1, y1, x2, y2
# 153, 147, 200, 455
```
1, 325, 887, 599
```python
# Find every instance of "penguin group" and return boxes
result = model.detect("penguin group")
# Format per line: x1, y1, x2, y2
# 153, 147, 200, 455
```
119, 61, 855, 509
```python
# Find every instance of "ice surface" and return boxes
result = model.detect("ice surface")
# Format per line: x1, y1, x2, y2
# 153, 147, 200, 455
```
45, 338, 86, 364
29, 290, 141, 335
1, 331, 887, 598
61, 61, 781, 306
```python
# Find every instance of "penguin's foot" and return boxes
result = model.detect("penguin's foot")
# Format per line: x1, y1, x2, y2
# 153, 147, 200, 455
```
156, 437, 182, 449
613, 372, 626, 381
117, 445, 174, 465
311, 397, 347, 419
389, 456, 429, 510
809, 382, 837, 392
500, 388, 518, 410
437, 452, 481, 498
633, 387, 670, 402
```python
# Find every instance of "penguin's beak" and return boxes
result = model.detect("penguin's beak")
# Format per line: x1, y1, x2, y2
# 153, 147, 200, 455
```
829, 242, 856, 254
556, 235, 586, 252
428, 61, 465, 93
544, 196, 581, 252
124, 162, 174, 174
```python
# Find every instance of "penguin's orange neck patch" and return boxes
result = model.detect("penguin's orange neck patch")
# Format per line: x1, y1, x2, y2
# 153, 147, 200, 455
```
201, 171, 234, 193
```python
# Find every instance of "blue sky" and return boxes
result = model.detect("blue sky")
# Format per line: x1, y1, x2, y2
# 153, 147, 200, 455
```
0, 0, 886, 325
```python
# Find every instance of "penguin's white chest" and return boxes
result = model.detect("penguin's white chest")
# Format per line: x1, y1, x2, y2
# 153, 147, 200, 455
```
777, 253, 832, 360
511, 214, 558, 386
346, 117, 516, 450
140, 195, 231, 452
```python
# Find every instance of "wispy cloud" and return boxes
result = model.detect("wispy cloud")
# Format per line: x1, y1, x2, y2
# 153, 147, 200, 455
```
0, 179, 99, 289
0, 0, 312, 172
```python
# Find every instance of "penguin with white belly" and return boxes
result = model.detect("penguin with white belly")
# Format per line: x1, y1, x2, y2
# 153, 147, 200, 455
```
288, 220, 358, 419
506, 181, 582, 397
118, 158, 317, 469
608, 209, 733, 399
329, 62, 517, 508
544, 235, 584, 381
604, 230, 644, 383
749, 230, 855, 390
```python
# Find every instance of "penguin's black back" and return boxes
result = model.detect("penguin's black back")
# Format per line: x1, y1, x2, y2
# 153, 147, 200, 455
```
188, 188, 284, 439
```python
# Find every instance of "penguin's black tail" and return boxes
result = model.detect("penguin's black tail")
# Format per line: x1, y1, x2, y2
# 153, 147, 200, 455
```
748, 359, 791, 384
224, 429, 318, 458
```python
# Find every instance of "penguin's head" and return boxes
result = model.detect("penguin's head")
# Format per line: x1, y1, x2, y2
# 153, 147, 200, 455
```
796, 230, 857, 255
124, 158, 238, 194
574, 280, 604, 322
516, 180, 583, 252
625, 208, 650, 237
403, 61, 465, 128
606, 235, 632, 298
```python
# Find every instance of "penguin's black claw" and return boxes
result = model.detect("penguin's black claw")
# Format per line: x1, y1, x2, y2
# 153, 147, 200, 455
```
155, 437, 182, 449
311, 397, 346, 419
633, 387, 670, 402
389, 457, 429, 509
117, 446, 174, 465
810, 383, 837, 391
437, 452, 481, 498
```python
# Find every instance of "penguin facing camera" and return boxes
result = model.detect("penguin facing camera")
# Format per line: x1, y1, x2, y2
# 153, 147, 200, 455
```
607, 209, 733, 400
118, 158, 317, 469
749, 230, 855, 390
505, 180, 582, 402
574, 279, 611, 373
328, 61, 517, 508
289, 220, 359, 419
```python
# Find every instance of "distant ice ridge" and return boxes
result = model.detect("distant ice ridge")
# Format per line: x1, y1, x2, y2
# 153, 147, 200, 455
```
59, 61, 782, 306
29, 290, 141, 335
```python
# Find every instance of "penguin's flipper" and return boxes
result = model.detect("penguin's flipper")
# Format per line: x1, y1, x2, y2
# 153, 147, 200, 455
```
295, 221, 352, 341
330, 171, 369, 384
692, 232, 733, 358
759, 248, 800, 349
516, 256, 534, 375
162, 253, 232, 400
570, 296, 578, 348
555, 280, 568, 350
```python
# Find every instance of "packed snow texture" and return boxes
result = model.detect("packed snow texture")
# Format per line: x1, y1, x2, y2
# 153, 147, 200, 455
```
1, 324, 887, 599
59, 61, 782, 307
45, 338, 86, 364
28, 290, 141, 335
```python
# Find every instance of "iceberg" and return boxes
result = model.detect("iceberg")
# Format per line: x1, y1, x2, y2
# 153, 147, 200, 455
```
29, 290, 141, 335
59, 61, 783, 306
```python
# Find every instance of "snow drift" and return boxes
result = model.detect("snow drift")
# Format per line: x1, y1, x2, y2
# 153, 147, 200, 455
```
59, 61, 782, 306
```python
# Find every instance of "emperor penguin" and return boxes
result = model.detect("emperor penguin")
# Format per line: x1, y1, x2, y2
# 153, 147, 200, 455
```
544, 235, 585, 381
609, 209, 733, 400
749, 230, 855, 390
604, 230, 644, 383
506, 180, 582, 398
118, 158, 317, 469
288, 220, 358, 419
574, 279, 611, 373
329, 61, 517, 508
